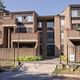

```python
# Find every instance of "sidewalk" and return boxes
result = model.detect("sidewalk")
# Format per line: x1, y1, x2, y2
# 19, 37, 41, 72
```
53, 73, 80, 78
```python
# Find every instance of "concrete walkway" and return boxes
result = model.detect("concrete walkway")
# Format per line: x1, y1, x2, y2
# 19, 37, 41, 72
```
0, 58, 80, 80
19, 58, 59, 75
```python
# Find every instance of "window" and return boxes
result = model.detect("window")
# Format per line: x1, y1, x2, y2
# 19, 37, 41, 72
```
78, 10, 80, 17
47, 32, 54, 43
16, 25, 27, 33
72, 10, 80, 17
61, 33, 64, 39
39, 32, 42, 43
61, 32, 64, 44
38, 22, 42, 28
16, 16, 22, 22
61, 45, 64, 54
23, 16, 26, 19
47, 22, 54, 28
27, 16, 33, 22
16, 28, 27, 33
72, 24, 80, 30
72, 24, 76, 29
72, 10, 77, 17
61, 20, 64, 25
78, 24, 80, 27
27, 28, 32, 33
61, 17, 65, 26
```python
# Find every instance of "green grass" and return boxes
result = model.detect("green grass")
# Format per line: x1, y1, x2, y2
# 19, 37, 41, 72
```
16, 56, 43, 62
54, 66, 80, 75
60, 55, 67, 62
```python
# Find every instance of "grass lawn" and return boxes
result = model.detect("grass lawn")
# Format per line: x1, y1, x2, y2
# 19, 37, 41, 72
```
53, 66, 80, 75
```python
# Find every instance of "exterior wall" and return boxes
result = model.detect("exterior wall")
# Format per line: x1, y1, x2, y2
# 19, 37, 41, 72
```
63, 6, 71, 56
62, 5, 80, 62
0, 48, 36, 60
54, 16, 61, 56
0, 4, 80, 58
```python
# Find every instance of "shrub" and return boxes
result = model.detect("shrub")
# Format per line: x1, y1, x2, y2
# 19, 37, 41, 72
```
16, 56, 43, 62
60, 55, 67, 62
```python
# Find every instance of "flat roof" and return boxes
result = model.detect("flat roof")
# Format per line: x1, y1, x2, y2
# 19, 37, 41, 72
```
69, 4, 80, 8
11, 11, 38, 15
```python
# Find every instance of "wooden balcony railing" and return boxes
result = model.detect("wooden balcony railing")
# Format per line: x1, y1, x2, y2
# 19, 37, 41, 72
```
11, 32, 39, 41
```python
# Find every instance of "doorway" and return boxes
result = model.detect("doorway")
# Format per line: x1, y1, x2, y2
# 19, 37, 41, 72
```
47, 45, 54, 56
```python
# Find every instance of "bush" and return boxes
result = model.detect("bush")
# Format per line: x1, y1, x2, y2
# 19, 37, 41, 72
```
60, 55, 67, 62
16, 56, 43, 62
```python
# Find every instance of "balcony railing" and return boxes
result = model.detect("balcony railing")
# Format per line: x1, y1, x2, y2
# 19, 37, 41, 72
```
2, 16, 16, 26
67, 30, 80, 38
11, 32, 39, 41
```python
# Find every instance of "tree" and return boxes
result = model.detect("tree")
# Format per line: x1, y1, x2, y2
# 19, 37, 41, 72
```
0, 0, 5, 10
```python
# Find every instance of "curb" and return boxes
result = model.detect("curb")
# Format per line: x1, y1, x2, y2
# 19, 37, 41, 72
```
53, 74, 80, 78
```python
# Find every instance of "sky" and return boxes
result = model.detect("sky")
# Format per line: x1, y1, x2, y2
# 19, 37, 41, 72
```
4, 0, 80, 15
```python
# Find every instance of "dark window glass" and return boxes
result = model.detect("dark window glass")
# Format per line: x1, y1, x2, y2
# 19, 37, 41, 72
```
16, 28, 27, 33
47, 22, 54, 28
47, 32, 54, 43
16, 25, 27, 33
47, 45, 54, 56
39, 32, 42, 43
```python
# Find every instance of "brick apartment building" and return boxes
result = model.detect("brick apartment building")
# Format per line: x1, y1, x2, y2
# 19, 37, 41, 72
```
0, 3, 80, 61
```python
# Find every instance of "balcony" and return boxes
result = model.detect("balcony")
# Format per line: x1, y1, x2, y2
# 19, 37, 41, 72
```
11, 32, 39, 42
67, 30, 80, 39
72, 19, 80, 24
2, 16, 16, 27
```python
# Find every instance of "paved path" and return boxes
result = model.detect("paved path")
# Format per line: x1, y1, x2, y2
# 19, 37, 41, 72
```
0, 71, 80, 80
0, 58, 80, 80
19, 58, 60, 74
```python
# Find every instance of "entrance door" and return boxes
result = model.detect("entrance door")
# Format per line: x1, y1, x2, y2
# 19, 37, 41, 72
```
47, 45, 54, 56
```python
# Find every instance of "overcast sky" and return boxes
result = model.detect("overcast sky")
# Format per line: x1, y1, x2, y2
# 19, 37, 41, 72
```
4, 0, 80, 15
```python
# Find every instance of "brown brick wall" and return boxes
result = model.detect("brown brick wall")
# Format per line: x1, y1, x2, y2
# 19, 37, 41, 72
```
0, 48, 36, 60
54, 16, 61, 56
11, 32, 39, 41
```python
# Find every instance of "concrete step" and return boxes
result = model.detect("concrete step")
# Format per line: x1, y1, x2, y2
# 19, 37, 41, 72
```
19, 62, 56, 74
